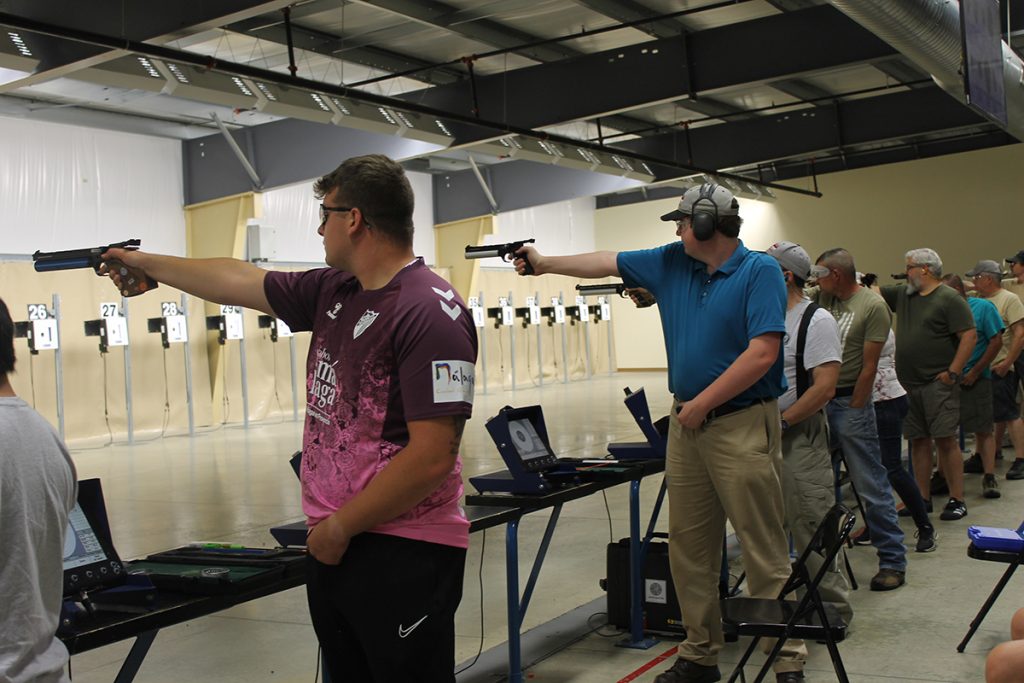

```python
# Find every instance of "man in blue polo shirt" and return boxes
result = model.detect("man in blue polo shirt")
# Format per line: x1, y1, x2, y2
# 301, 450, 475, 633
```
514, 183, 804, 683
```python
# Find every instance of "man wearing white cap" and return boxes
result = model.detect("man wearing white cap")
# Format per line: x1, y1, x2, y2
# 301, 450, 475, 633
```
766, 241, 852, 622
966, 259, 1024, 482
514, 183, 805, 683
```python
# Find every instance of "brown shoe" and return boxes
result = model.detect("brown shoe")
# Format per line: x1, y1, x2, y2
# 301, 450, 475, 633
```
869, 568, 905, 591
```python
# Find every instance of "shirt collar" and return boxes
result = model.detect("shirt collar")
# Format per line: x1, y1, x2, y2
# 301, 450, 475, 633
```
690, 240, 749, 276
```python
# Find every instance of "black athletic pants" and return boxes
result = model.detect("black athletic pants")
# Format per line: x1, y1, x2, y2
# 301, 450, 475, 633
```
306, 532, 466, 683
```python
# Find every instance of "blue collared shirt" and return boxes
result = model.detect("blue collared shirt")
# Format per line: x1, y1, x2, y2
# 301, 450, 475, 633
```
618, 240, 787, 403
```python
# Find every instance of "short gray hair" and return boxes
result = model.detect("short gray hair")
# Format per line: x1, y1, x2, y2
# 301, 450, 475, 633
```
906, 248, 942, 277
815, 248, 856, 278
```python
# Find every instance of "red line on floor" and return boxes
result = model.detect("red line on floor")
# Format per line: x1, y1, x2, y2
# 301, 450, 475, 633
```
616, 645, 678, 683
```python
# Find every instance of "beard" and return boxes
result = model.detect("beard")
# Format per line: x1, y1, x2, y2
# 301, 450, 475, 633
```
905, 277, 920, 295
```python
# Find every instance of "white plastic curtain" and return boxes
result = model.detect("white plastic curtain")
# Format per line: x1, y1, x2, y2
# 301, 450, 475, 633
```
259, 169, 436, 265
0, 116, 185, 256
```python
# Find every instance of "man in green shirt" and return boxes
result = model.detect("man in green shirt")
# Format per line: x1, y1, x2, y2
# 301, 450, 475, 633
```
812, 248, 907, 591
880, 248, 976, 521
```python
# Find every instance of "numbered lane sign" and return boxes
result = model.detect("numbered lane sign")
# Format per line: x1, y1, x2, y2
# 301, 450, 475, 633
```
105, 317, 129, 347
161, 301, 180, 317
575, 296, 588, 323
27, 303, 50, 321
525, 296, 541, 326
467, 297, 485, 329
550, 297, 565, 324
498, 297, 514, 327
165, 315, 188, 344
31, 319, 59, 351
99, 302, 120, 318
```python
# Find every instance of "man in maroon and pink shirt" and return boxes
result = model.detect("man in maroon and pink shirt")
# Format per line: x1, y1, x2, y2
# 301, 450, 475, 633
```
103, 154, 477, 682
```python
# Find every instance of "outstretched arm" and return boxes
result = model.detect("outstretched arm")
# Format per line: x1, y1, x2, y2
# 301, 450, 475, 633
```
101, 248, 273, 316
513, 245, 620, 278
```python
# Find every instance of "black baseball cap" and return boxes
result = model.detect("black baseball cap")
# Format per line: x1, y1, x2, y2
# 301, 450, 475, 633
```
1007, 250, 1024, 265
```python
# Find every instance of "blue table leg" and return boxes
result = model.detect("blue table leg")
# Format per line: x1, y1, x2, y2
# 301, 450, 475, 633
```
506, 517, 522, 683
505, 505, 563, 683
618, 479, 659, 649
113, 629, 158, 683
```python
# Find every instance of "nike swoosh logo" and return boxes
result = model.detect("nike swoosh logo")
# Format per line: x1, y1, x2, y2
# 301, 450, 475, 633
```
398, 614, 428, 638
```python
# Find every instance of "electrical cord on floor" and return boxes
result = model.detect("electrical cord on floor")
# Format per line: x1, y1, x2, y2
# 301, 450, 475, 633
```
586, 611, 623, 638
454, 529, 487, 676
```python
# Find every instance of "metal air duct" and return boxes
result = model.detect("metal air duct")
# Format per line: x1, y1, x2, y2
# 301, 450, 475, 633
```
829, 0, 1024, 141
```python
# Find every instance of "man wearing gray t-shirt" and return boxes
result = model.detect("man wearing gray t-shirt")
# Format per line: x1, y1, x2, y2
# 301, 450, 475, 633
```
0, 297, 76, 683
767, 242, 851, 621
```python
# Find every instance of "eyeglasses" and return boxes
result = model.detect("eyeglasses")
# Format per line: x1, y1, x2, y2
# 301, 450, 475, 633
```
809, 265, 832, 280
319, 203, 352, 224
905, 263, 925, 272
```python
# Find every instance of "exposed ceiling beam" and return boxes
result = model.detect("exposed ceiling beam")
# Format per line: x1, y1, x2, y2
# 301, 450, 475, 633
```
768, 78, 834, 104
227, 1, 658, 131
225, 18, 467, 85
872, 56, 932, 88
763, 0, 825, 11
759, 129, 1016, 182
678, 97, 751, 120
612, 86, 989, 178
349, 0, 580, 62
570, 0, 686, 39
0, 0, 295, 90
402, 5, 900, 142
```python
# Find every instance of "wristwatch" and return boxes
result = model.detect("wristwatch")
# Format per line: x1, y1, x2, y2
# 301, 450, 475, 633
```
780, 418, 790, 432
947, 369, 960, 382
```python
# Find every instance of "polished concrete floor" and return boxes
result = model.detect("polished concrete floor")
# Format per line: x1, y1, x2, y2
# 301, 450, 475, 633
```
64, 371, 1019, 682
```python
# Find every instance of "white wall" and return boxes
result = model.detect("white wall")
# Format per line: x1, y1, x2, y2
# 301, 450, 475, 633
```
486, 196, 597, 269
256, 169, 436, 265
0, 117, 185, 256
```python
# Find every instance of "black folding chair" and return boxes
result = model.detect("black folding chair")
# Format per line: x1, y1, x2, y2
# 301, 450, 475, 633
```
957, 533, 1024, 652
720, 504, 856, 683
831, 447, 862, 590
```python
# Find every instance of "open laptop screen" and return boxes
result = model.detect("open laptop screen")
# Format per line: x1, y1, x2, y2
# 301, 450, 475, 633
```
508, 417, 554, 463
63, 478, 126, 597
64, 504, 108, 570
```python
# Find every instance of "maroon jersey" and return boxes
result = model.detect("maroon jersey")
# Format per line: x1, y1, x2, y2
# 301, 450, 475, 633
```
264, 259, 477, 548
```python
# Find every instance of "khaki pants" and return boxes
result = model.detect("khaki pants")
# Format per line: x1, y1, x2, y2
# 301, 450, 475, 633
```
667, 398, 807, 673
780, 412, 853, 623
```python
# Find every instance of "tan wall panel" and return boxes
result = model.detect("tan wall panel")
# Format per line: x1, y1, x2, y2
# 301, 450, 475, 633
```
1, 262, 214, 444
435, 215, 492, 300
185, 193, 256, 423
